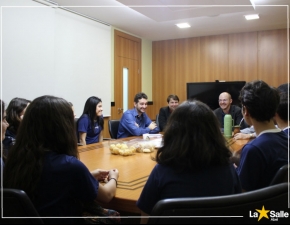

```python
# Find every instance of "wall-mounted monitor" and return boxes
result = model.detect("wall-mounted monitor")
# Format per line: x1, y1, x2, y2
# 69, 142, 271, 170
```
187, 81, 246, 110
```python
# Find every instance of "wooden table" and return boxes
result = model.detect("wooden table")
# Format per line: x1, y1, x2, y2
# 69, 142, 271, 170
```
78, 137, 249, 215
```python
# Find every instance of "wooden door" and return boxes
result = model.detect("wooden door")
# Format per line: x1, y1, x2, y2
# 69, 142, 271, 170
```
112, 30, 141, 119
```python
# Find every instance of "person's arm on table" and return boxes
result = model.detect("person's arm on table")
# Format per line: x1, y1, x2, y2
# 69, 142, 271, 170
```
99, 131, 103, 142
79, 132, 87, 146
234, 132, 256, 140
122, 114, 151, 136
91, 168, 119, 203
144, 114, 160, 134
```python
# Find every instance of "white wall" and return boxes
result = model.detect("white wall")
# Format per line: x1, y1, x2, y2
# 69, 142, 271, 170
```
1, 0, 111, 117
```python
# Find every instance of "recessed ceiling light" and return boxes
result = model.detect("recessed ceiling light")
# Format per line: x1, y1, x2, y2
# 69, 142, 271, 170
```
244, 14, 259, 20
176, 23, 191, 28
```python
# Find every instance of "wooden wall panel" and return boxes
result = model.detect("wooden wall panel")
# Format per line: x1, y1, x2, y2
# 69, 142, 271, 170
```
152, 40, 176, 118
113, 30, 141, 120
152, 28, 288, 115
103, 117, 110, 139
200, 35, 228, 81
258, 29, 288, 87
229, 32, 258, 82
175, 37, 200, 102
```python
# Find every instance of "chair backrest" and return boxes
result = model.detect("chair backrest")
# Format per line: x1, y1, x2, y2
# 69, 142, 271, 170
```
108, 120, 120, 139
155, 114, 159, 128
2, 188, 44, 224
148, 183, 289, 224
74, 117, 79, 142
270, 164, 289, 185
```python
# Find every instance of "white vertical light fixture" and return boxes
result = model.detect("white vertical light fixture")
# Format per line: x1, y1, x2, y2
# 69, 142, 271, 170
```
123, 68, 128, 112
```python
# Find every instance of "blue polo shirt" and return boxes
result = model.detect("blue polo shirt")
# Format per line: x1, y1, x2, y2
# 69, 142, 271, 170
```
78, 114, 103, 144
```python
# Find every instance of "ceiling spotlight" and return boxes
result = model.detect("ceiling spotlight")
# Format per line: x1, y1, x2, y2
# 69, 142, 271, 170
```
244, 14, 259, 20
176, 23, 191, 28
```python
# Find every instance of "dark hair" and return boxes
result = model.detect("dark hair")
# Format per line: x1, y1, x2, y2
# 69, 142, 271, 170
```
6, 97, 30, 135
156, 100, 232, 172
276, 83, 289, 121
167, 94, 179, 103
239, 80, 280, 122
277, 83, 289, 94
79, 96, 104, 132
3, 95, 78, 199
1, 100, 4, 122
0, 99, 5, 150
134, 92, 148, 103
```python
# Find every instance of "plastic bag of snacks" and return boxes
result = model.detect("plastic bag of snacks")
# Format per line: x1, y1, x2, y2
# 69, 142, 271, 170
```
126, 139, 155, 153
109, 141, 136, 156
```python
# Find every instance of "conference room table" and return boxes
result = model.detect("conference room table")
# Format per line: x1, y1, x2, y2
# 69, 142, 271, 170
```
78, 136, 249, 215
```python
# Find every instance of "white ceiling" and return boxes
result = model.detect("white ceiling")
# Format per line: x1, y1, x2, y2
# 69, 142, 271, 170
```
48, 0, 289, 41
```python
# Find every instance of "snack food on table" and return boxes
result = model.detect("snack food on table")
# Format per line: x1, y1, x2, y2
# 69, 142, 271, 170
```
109, 142, 136, 156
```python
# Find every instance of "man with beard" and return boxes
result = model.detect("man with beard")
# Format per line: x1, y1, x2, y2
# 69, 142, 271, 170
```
214, 92, 247, 130
117, 92, 160, 138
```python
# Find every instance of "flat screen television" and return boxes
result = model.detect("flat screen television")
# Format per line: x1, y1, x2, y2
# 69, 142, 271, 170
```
187, 81, 246, 110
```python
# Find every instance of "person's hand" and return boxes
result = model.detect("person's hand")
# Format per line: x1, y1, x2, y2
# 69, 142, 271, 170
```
148, 122, 157, 130
91, 169, 109, 181
108, 169, 119, 180
234, 133, 251, 140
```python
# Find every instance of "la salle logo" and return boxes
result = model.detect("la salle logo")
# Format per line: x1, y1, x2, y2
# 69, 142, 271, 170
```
249, 205, 289, 221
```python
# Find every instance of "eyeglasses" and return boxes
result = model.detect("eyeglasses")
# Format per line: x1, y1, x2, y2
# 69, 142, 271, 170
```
218, 99, 229, 102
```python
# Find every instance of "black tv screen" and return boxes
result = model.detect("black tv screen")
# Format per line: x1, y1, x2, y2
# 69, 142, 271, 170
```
187, 81, 246, 110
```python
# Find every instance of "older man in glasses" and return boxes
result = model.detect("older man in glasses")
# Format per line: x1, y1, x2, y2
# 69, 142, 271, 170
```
213, 92, 247, 129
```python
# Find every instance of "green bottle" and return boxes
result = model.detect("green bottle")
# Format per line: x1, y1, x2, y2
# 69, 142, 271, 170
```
224, 114, 233, 138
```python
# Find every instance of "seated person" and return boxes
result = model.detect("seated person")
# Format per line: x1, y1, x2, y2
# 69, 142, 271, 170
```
236, 80, 288, 192
213, 92, 247, 129
1, 100, 9, 169
117, 92, 160, 138
234, 125, 256, 140
77, 96, 104, 145
3, 97, 30, 151
137, 100, 241, 223
234, 83, 289, 139
3, 95, 119, 224
274, 83, 289, 135
158, 94, 179, 131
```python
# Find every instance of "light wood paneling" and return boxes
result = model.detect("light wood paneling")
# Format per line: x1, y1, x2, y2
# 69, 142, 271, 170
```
258, 29, 288, 87
152, 28, 288, 113
176, 37, 200, 102
152, 40, 176, 118
229, 32, 258, 81
200, 34, 228, 81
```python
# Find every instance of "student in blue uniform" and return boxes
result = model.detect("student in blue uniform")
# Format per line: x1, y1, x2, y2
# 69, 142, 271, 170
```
3, 97, 30, 151
1, 100, 9, 169
236, 80, 288, 191
137, 100, 241, 223
3, 95, 119, 224
274, 83, 289, 135
77, 96, 104, 145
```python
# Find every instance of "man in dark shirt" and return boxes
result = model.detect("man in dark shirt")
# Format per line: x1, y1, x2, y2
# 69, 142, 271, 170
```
158, 94, 179, 131
213, 92, 246, 129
